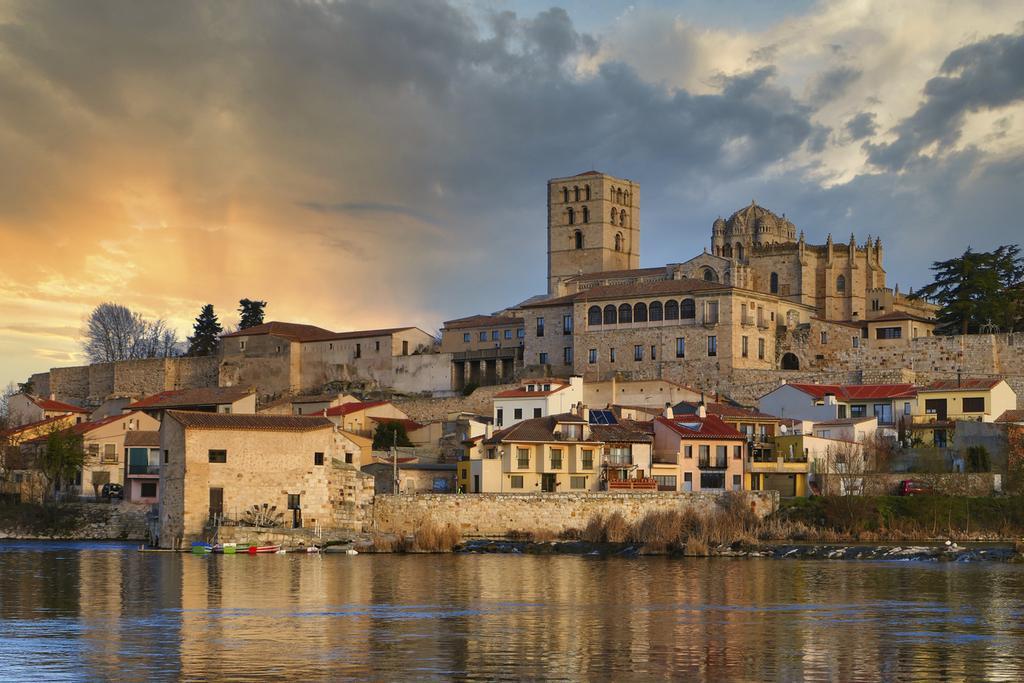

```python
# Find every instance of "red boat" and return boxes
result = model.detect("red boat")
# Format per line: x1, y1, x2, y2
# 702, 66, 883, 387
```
245, 545, 281, 554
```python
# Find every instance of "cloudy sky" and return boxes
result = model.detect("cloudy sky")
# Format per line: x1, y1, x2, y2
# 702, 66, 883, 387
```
1, 0, 1023, 387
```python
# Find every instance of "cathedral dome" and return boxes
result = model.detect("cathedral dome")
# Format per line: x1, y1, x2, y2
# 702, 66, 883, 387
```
723, 201, 796, 243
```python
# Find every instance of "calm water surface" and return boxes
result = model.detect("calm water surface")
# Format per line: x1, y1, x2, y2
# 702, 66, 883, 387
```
1, 541, 1024, 681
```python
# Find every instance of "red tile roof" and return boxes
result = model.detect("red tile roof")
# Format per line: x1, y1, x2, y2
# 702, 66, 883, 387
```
674, 401, 780, 421
222, 321, 417, 343
920, 378, 1004, 392
125, 430, 160, 447
655, 415, 745, 440
166, 410, 333, 431
494, 381, 570, 398
784, 383, 917, 401
485, 413, 599, 444
30, 396, 90, 413
443, 314, 524, 329
321, 401, 390, 417
0, 414, 74, 439
128, 387, 254, 409
996, 410, 1024, 424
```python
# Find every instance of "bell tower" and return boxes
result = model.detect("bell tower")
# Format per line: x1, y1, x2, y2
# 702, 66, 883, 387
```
547, 171, 640, 295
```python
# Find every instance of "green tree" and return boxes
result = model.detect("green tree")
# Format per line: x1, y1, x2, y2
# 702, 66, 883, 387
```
964, 445, 991, 473
373, 421, 414, 450
40, 427, 85, 500
238, 298, 268, 330
187, 304, 223, 356
913, 245, 1024, 334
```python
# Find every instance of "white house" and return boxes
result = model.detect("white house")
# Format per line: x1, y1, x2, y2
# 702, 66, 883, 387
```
492, 376, 583, 428
759, 382, 917, 433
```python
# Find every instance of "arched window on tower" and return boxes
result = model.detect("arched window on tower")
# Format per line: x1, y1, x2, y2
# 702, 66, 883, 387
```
574, 230, 583, 250
588, 306, 602, 326
562, 187, 569, 203
617, 188, 624, 204
722, 244, 732, 258
582, 206, 589, 223
624, 190, 631, 206
610, 207, 616, 225
736, 243, 744, 261
603, 304, 618, 325
633, 302, 648, 323
574, 186, 580, 202
615, 232, 623, 252
703, 268, 718, 282
618, 303, 632, 324
567, 208, 575, 225
665, 300, 679, 320
649, 301, 663, 321
619, 209, 627, 227
585, 185, 591, 200
681, 298, 696, 319
836, 274, 846, 293
770, 272, 779, 294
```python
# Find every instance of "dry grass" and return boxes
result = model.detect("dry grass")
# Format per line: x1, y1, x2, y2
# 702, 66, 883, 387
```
412, 520, 461, 552
370, 533, 402, 552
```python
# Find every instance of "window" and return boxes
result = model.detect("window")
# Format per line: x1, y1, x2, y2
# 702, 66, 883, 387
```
564, 347, 573, 364
758, 338, 765, 360
649, 301, 663, 321
963, 397, 985, 413
571, 476, 587, 490
872, 299, 880, 311
615, 232, 623, 251
665, 300, 679, 320
852, 336, 859, 348
581, 449, 593, 469
741, 336, 749, 358
655, 475, 677, 491
563, 315, 573, 334
651, 345, 657, 361
873, 404, 893, 425
479, 331, 487, 342
496, 409, 504, 426
634, 302, 647, 322
574, 229, 583, 249
705, 301, 719, 324
876, 327, 902, 339
585, 185, 591, 200
491, 330, 499, 341
820, 331, 828, 344
517, 448, 530, 469
345, 452, 353, 464
850, 405, 867, 418
732, 474, 742, 491
562, 187, 569, 202
550, 449, 563, 469
511, 475, 524, 489
314, 452, 325, 466
716, 445, 728, 467
376, 340, 382, 352
603, 304, 617, 325
904, 402, 912, 415
618, 303, 632, 324
537, 317, 545, 337
504, 329, 512, 340
140, 482, 158, 498
609, 348, 616, 363
208, 449, 227, 464
676, 338, 685, 358
684, 445, 693, 459
770, 272, 779, 294
683, 471, 693, 491
707, 335, 717, 357
567, 207, 575, 225
539, 352, 548, 364
836, 274, 846, 293
733, 445, 743, 460
634, 345, 643, 361
102, 443, 117, 463
534, 408, 542, 418
239, 340, 246, 351
588, 306, 601, 325
701, 472, 725, 489
703, 268, 717, 282
517, 328, 525, 339
698, 445, 710, 466
610, 208, 617, 225
463, 333, 470, 343
514, 408, 522, 420
681, 298, 696, 319
163, 449, 169, 464
574, 186, 580, 201
588, 348, 597, 363
355, 343, 361, 358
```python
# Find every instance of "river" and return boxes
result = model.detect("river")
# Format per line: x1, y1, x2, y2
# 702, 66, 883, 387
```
1, 541, 1023, 680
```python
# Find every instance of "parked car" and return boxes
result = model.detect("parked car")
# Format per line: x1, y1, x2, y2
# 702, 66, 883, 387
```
898, 480, 934, 496
101, 483, 124, 501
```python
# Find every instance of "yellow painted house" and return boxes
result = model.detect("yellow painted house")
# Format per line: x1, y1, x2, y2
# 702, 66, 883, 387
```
911, 378, 1018, 447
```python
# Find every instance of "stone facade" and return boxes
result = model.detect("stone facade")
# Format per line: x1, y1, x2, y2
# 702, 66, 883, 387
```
370, 490, 778, 537
32, 357, 219, 408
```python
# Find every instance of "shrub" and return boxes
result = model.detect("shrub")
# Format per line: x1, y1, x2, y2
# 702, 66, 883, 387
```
603, 512, 629, 543
412, 520, 461, 552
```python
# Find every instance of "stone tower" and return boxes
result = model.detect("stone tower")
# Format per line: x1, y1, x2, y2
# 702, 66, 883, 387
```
711, 201, 797, 262
547, 171, 640, 295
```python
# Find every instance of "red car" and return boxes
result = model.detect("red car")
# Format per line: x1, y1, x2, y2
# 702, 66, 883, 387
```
899, 480, 934, 496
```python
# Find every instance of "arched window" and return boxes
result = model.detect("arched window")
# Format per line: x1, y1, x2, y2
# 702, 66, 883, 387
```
585, 185, 591, 200
634, 302, 647, 322
610, 208, 616, 225
619, 209, 627, 227
610, 186, 617, 203
562, 187, 569, 203
624, 190, 630, 206
618, 303, 632, 324
681, 298, 696, 319
603, 304, 617, 325
615, 233, 623, 252
770, 272, 779, 294
736, 243, 744, 260
574, 186, 580, 202
836, 274, 846, 293
617, 188, 624, 204
703, 268, 718, 282
567, 207, 575, 225
781, 353, 800, 370
649, 301, 663, 321
665, 300, 679, 320
722, 244, 732, 258
588, 306, 602, 326
582, 206, 589, 223
574, 230, 583, 250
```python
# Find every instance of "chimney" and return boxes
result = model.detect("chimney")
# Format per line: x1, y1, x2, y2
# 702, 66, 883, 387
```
49, 393, 56, 401
581, 404, 590, 423
697, 403, 707, 418
664, 402, 674, 419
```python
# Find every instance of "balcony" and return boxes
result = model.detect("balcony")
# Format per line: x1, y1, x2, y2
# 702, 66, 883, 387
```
128, 464, 160, 476
608, 478, 658, 491
603, 454, 634, 466
741, 314, 755, 327
697, 459, 728, 470
746, 455, 809, 473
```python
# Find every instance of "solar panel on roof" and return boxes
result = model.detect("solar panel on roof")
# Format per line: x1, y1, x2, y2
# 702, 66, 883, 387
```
589, 409, 617, 425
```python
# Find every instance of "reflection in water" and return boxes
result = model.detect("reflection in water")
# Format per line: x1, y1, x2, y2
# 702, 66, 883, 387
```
2, 541, 1024, 680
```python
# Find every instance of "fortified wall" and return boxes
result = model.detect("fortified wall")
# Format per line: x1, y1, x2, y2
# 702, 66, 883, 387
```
30, 356, 219, 407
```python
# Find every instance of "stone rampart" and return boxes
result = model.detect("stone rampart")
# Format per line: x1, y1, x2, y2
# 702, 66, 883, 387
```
370, 491, 778, 538
393, 383, 516, 422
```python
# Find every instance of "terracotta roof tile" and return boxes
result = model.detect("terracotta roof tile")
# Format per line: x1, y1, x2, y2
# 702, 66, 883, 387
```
784, 383, 917, 401
485, 413, 596, 444
920, 378, 1003, 392
125, 430, 161, 447
128, 387, 254, 409
0, 414, 73, 439
222, 321, 417, 343
30, 396, 90, 413
996, 410, 1024, 424
321, 401, 390, 417
655, 414, 745, 440
166, 410, 333, 431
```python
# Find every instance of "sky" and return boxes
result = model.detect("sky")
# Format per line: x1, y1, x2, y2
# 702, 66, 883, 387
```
1, 0, 1023, 387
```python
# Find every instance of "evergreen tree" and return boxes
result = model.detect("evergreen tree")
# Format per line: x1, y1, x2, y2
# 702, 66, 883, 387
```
373, 421, 414, 451
187, 304, 223, 356
913, 245, 1024, 334
238, 298, 268, 330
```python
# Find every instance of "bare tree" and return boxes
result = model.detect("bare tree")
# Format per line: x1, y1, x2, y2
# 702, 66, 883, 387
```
81, 303, 179, 362
0, 381, 17, 431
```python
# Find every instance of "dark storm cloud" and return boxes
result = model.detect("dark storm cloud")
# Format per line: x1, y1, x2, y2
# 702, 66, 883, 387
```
865, 30, 1024, 170
808, 66, 861, 106
845, 112, 878, 140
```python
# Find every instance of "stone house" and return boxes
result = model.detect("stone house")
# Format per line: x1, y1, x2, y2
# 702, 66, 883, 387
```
127, 387, 257, 422
362, 461, 457, 494
317, 400, 412, 438
652, 407, 746, 493
7, 393, 90, 428
156, 411, 367, 548
440, 313, 525, 390
257, 392, 360, 416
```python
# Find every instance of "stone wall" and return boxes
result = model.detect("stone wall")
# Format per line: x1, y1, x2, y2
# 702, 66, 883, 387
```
393, 383, 516, 422
33, 357, 220, 407
390, 353, 453, 394
370, 490, 779, 538
0, 502, 149, 540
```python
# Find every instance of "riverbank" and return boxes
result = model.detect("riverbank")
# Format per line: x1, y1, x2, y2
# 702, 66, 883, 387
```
0, 502, 149, 541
